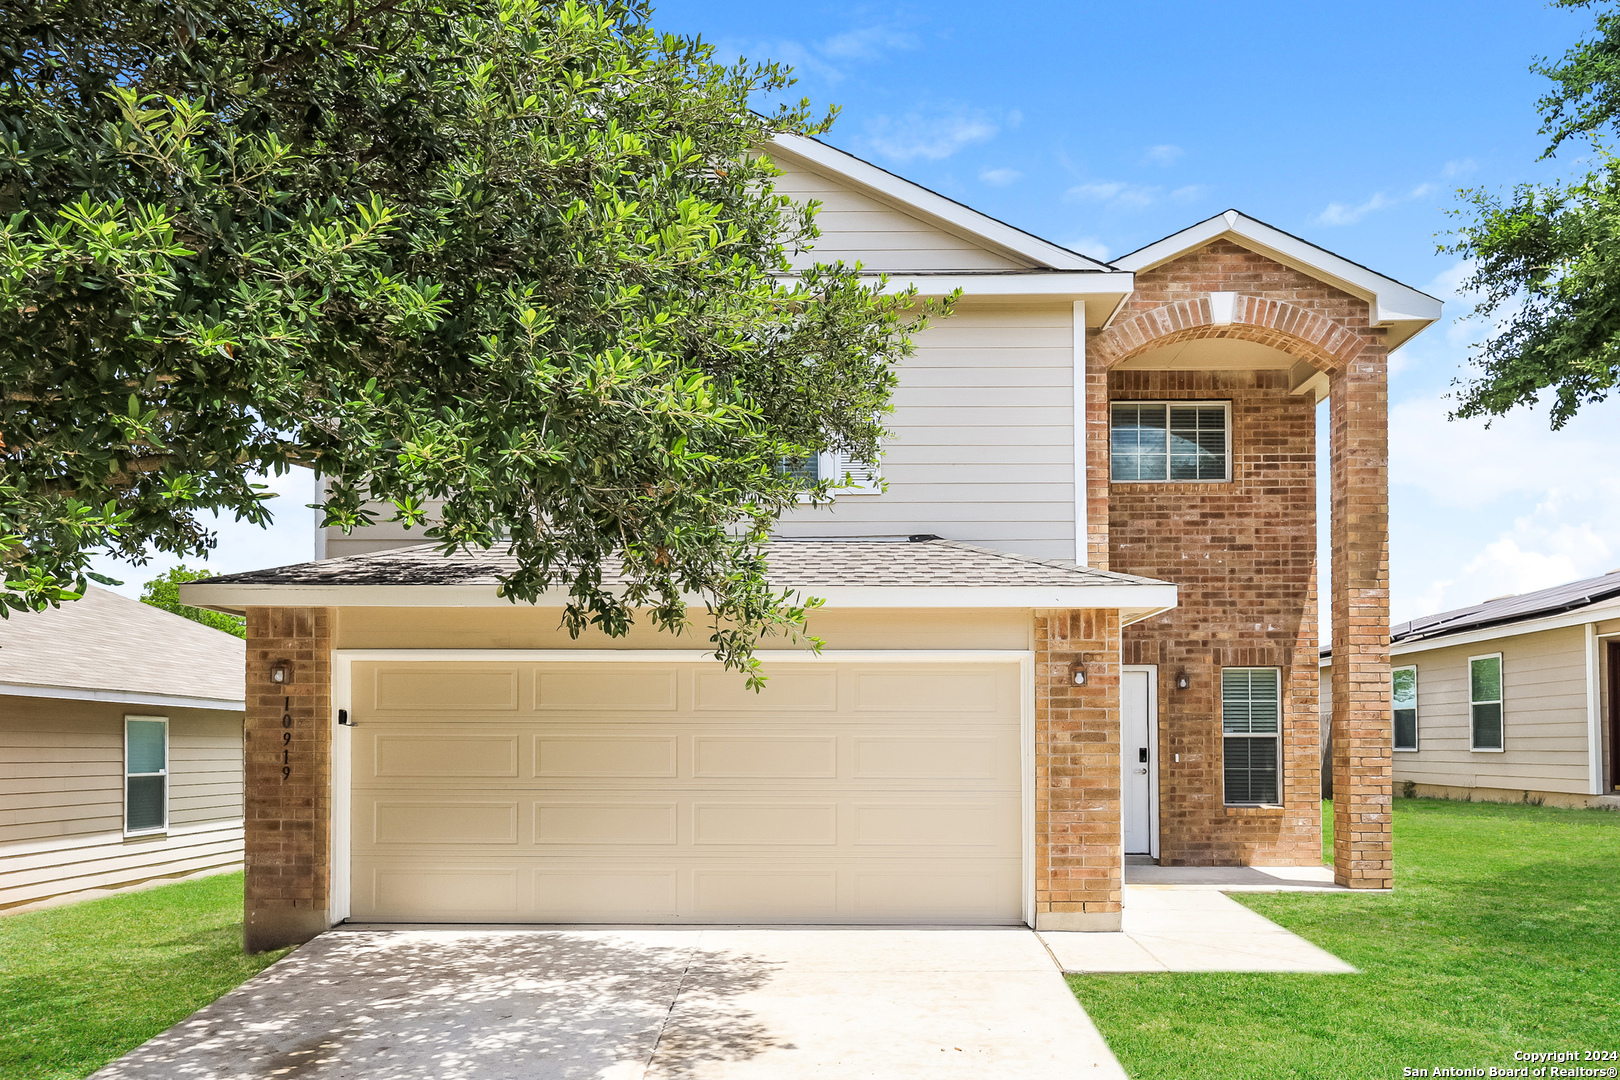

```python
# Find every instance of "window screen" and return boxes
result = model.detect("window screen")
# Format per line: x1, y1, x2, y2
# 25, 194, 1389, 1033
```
125, 717, 167, 833
1221, 668, 1280, 804
1111, 403, 1228, 481
1392, 666, 1418, 751
1470, 655, 1503, 750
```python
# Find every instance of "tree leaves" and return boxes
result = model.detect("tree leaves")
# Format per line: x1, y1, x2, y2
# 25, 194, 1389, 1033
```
0, 0, 936, 680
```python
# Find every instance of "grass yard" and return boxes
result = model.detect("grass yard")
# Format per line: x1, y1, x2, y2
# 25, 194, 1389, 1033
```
0, 872, 289, 1080
1072, 799, 1620, 1079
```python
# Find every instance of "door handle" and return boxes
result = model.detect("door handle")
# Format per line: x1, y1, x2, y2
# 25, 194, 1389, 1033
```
1137, 767, 1148, 774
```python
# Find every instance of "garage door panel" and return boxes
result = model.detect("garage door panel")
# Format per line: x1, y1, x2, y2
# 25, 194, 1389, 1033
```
349, 658, 1025, 924
373, 666, 521, 711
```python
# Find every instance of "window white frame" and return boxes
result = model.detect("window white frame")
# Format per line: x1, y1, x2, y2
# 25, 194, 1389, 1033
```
1220, 667, 1283, 806
1469, 652, 1505, 752
1108, 400, 1233, 483
1392, 664, 1419, 752
124, 714, 169, 836
789, 448, 883, 501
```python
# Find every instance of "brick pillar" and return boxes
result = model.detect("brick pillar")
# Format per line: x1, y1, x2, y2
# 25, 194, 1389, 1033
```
1328, 345, 1393, 889
1084, 332, 1111, 569
244, 607, 334, 952
1035, 609, 1123, 930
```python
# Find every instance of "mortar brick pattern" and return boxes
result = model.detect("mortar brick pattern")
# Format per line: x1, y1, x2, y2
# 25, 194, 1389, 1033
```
244, 607, 333, 950
1035, 609, 1123, 916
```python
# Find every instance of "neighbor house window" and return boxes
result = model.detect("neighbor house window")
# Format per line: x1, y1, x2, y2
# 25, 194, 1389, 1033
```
1469, 654, 1504, 751
1393, 665, 1418, 751
125, 716, 168, 834
1221, 668, 1281, 804
780, 449, 881, 495
1110, 402, 1230, 482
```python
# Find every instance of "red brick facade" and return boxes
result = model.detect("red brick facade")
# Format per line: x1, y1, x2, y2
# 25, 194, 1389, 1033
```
243, 607, 333, 953
1035, 609, 1123, 929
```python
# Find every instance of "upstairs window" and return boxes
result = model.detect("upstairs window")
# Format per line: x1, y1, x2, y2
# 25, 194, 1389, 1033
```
1470, 654, 1504, 751
125, 716, 168, 834
1110, 402, 1230, 482
1221, 668, 1281, 805
780, 450, 881, 495
1392, 665, 1418, 751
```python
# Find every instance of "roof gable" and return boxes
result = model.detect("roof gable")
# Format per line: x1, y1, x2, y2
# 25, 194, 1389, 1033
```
1111, 210, 1443, 350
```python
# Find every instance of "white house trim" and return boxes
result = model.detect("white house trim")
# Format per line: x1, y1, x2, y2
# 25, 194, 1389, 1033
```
1586, 622, 1604, 795
1111, 209, 1443, 350
767, 133, 1112, 272
1074, 299, 1088, 566
0, 680, 244, 713
1388, 597, 1620, 656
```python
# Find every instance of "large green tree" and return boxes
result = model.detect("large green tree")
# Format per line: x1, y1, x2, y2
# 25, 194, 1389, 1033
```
1447, 0, 1620, 428
0, 0, 934, 678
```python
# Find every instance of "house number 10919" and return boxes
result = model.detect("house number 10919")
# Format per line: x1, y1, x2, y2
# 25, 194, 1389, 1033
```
281, 695, 292, 781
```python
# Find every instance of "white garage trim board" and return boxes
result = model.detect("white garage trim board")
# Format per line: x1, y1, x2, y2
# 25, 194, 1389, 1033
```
330, 649, 1036, 927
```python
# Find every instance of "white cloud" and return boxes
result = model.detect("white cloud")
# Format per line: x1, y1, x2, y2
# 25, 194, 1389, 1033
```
861, 106, 1001, 162
1443, 158, 1478, 178
1066, 180, 1157, 209
818, 25, 918, 61
979, 167, 1023, 186
1067, 236, 1112, 260
87, 468, 318, 598
1142, 144, 1184, 166
1170, 184, 1205, 204
1408, 182, 1438, 199
1316, 192, 1394, 226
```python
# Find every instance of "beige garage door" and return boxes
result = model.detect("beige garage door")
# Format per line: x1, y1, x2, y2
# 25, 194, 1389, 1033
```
348, 658, 1024, 924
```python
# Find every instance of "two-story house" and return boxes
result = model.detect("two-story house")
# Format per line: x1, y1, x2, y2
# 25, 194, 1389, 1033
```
185, 134, 1440, 953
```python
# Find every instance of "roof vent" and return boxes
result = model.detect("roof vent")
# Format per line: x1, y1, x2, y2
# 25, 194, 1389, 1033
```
1607, 568, 1620, 575
908, 534, 943, 543
1483, 593, 1518, 602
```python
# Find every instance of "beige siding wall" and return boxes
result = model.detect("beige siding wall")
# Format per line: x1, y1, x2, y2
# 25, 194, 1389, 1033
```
773, 299, 1077, 560
0, 696, 245, 912
771, 157, 1029, 272
333, 606, 1033, 653
1388, 626, 1593, 795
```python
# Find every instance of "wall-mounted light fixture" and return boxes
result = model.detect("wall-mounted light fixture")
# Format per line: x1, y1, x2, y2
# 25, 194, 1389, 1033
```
270, 660, 294, 686
1174, 669, 1189, 691
1070, 661, 1087, 687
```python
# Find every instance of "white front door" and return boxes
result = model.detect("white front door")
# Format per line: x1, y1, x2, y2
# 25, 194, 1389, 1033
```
1121, 666, 1157, 856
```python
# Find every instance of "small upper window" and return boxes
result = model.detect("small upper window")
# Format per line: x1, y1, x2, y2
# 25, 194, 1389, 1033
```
1110, 402, 1230, 482
125, 716, 168, 834
1470, 654, 1504, 751
781, 450, 881, 496
1392, 666, 1418, 751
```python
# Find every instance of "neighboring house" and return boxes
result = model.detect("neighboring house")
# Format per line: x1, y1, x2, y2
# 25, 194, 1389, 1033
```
1321, 571, 1620, 809
184, 133, 1442, 953
0, 587, 247, 914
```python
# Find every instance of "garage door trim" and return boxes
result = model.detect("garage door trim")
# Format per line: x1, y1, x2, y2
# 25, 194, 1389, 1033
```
330, 648, 1035, 926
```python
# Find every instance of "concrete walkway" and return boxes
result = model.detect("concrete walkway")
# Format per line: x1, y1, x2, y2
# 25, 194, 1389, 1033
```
1041, 885, 1357, 974
91, 926, 1127, 1080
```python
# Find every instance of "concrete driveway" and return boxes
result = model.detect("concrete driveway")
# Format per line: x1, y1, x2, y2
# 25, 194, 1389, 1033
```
91, 926, 1126, 1079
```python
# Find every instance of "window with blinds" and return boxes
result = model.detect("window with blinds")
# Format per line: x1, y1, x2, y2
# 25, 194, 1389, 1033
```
125, 716, 168, 834
1110, 402, 1230, 482
1221, 668, 1281, 805
780, 449, 881, 495
1393, 665, 1418, 751
1469, 654, 1504, 751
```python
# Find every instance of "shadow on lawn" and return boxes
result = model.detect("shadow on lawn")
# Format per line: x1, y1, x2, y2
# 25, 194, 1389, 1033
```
89, 927, 788, 1080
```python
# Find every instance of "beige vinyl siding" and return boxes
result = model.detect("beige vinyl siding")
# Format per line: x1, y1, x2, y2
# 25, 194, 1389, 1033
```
0, 696, 244, 912
1391, 625, 1593, 794
334, 606, 1033, 653
774, 300, 1077, 560
770, 157, 1030, 272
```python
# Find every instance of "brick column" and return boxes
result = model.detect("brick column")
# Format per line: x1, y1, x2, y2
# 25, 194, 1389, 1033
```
244, 607, 334, 952
1328, 345, 1393, 889
1035, 609, 1123, 930
1084, 333, 1111, 569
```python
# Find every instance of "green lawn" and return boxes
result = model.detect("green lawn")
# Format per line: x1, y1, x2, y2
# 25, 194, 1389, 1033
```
0, 872, 289, 1080
1072, 799, 1620, 1079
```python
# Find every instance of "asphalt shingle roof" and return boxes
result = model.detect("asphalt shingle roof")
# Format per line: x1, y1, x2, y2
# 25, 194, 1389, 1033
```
0, 586, 245, 703
200, 537, 1167, 590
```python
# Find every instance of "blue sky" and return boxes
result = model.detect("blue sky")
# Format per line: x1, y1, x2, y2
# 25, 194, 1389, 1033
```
100, 0, 1620, 630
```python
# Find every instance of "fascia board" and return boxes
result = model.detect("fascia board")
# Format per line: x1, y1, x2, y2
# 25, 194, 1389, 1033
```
1112, 210, 1443, 338
1388, 599, 1620, 657
0, 681, 244, 712
766, 133, 1109, 272
870, 271, 1134, 301
183, 581, 1179, 615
